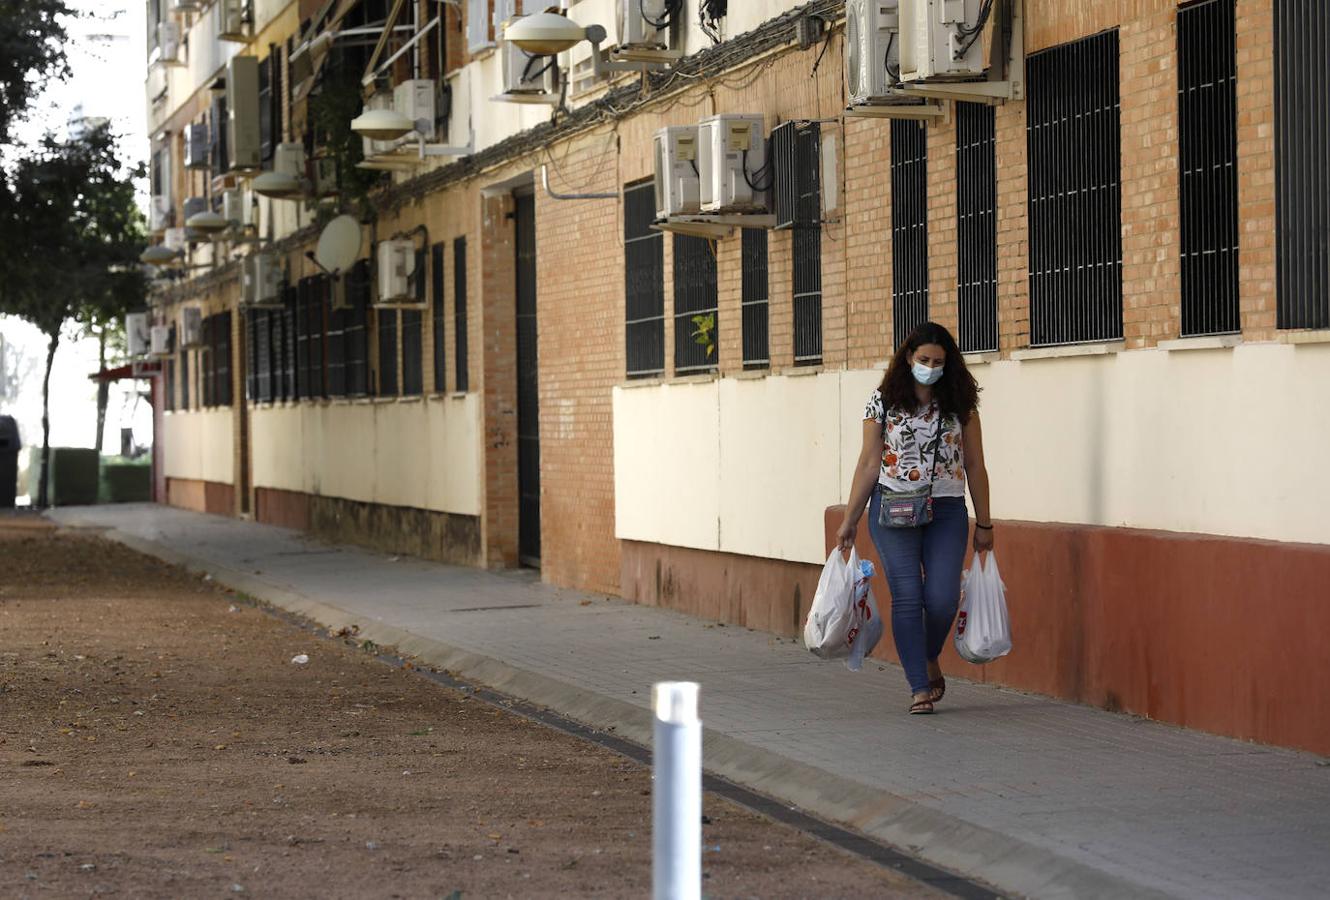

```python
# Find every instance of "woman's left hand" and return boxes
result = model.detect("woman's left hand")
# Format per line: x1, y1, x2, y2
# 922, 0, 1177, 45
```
972, 525, 994, 554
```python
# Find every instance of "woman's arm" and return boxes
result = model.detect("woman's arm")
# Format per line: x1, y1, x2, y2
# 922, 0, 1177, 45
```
836, 419, 886, 551
962, 412, 994, 552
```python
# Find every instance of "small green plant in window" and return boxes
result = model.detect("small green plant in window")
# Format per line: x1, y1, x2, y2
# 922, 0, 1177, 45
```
691, 313, 716, 358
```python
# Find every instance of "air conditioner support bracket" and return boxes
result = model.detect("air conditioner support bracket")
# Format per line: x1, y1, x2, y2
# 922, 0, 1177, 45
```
653, 214, 777, 240
491, 91, 561, 106
845, 102, 947, 120
894, 0, 1025, 105
584, 25, 671, 75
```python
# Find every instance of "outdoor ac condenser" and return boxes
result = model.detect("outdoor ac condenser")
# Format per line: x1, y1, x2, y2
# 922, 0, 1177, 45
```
898, 0, 986, 82
393, 79, 437, 142
653, 126, 701, 219
217, 0, 249, 42
157, 22, 183, 65
618, 0, 672, 50
149, 325, 172, 357
180, 307, 204, 348
273, 142, 306, 178
243, 254, 285, 308
500, 21, 559, 96
698, 114, 768, 214
376, 240, 415, 304
164, 227, 188, 252
149, 195, 172, 232
126, 313, 150, 357
226, 55, 261, 172
846, 0, 900, 104
222, 188, 253, 231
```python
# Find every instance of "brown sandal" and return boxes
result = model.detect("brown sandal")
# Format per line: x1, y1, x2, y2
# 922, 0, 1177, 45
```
928, 676, 946, 704
909, 698, 934, 715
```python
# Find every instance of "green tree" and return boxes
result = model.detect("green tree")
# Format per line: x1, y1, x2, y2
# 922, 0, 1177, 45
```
0, 123, 146, 506
0, 0, 73, 146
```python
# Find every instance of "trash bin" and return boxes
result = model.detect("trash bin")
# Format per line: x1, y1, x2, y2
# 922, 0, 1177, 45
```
0, 416, 18, 509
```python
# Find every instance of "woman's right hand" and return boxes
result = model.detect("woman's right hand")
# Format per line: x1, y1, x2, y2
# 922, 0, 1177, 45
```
836, 518, 857, 553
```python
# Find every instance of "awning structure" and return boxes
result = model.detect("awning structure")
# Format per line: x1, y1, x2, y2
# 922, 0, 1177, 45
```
88, 361, 161, 383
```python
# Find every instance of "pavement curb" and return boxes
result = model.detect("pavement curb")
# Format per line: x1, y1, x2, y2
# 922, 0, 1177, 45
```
85, 521, 1173, 900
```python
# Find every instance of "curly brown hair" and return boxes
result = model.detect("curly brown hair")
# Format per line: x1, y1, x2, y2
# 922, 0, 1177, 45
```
878, 322, 981, 424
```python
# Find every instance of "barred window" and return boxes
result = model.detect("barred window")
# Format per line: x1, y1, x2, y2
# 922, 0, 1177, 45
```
431, 242, 446, 392
165, 356, 176, 412
891, 119, 930, 347
326, 282, 346, 398
454, 237, 468, 392
377, 309, 399, 396
956, 102, 998, 353
280, 288, 297, 400
673, 234, 718, 374
254, 310, 273, 403
258, 50, 274, 165
214, 311, 232, 406
344, 265, 370, 396
402, 309, 423, 396
180, 348, 190, 409
1179, 0, 1239, 336
1275, 0, 1330, 330
624, 180, 664, 378
1027, 30, 1123, 346
791, 124, 823, 365
295, 279, 311, 399
741, 228, 769, 369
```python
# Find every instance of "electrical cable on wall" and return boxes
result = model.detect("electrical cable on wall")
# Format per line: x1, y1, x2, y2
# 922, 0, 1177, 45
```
698, 0, 725, 44
641, 0, 683, 30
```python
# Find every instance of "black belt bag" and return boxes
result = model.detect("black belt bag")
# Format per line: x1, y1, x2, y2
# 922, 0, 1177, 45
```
877, 408, 946, 530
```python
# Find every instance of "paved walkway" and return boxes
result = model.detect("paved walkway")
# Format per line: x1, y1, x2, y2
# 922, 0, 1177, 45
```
50, 504, 1330, 899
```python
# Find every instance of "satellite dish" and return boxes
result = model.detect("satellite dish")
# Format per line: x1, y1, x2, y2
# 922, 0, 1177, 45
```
315, 214, 362, 274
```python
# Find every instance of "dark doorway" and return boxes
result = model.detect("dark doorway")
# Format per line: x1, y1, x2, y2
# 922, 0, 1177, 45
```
515, 190, 541, 567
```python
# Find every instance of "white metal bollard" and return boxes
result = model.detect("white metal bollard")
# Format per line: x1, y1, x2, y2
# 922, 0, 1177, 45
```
652, 681, 701, 900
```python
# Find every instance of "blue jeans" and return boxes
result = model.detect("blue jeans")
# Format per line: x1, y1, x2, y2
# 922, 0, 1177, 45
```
866, 490, 969, 695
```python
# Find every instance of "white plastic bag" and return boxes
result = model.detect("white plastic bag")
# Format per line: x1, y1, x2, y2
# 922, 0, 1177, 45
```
844, 569, 884, 672
954, 553, 1012, 664
804, 549, 857, 658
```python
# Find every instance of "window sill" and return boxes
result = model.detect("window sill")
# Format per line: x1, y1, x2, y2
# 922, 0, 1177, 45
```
619, 376, 664, 389
1011, 341, 1124, 361
670, 372, 719, 385
1281, 329, 1330, 346
780, 364, 823, 377
962, 352, 1001, 366
731, 369, 768, 380
397, 395, 424, 404
1157, 335, 1239, 352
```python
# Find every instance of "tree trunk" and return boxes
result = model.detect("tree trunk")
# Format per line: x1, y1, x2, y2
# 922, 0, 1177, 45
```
36, 330, 58, 509
94, 327, 108, 453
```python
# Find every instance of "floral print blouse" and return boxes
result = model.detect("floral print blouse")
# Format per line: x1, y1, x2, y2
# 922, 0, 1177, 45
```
864, 389, 966, 498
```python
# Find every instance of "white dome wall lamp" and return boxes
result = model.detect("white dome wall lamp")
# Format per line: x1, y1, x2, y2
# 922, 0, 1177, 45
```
351, 106, 472, 166
504, 13, 671, 78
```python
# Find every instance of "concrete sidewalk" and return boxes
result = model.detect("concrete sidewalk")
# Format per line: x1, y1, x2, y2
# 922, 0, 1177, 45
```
50, 504, 1330, 899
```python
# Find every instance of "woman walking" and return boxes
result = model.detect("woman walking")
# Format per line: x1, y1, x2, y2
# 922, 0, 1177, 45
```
836, 322, 993, 715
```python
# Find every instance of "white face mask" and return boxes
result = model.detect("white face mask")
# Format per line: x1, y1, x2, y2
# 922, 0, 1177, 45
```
912, 361, 944, 386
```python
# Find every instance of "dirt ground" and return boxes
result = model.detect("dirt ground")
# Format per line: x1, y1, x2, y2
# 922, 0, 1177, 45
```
0, 521, 933, 899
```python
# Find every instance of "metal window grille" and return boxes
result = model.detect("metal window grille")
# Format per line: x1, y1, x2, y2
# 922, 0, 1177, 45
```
255, 310, 272, 402
793, 124, 823, 365
673, 234, 718, 373
268, 306, 284, 402
165, 357, 175, 411
344, 266, 370, 396
956, 102, 999, 353
453, 237, 469, 392
891, 119, 930, 348
378, 309, 399, 396
216, 311, 232, 406
401, 309, 423, 396
295, 278, 311, 399
201, 316, 213, 408
180, 348, 190, 409
1179, 0, 1239, 336
258, 51, 273, 164
431, 242, 446, 392
624, 180, 664, 378
282, 287, 297, 400
210, 96, 228, 180
1275, 0, 1330, 330
741, 228, 769, 369
308, 275, 328, 398
1027, 30, 1123, 346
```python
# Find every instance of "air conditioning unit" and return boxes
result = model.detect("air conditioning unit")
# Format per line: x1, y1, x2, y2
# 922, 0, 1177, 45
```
226, 55, 261, 171
653, 126, 701, 219
360, 92, 395, 159
899, 0, 986, 82
376, 240, 416, 305
217, 0, 250, 42
618, 0, 672, 50
149, 195, 173, 232
500, 22, 559, 97
164, 227, 188, 252
222, 188, 253, 231
180, 307, 204, 348
311, 156, 339, 197
184, 122, 209, 169
182, 196, 209, 240
273, 142, 306, 178
126, 313, 151, 357
698, 114, 769, 214
150, 324, 173, 357
157, 21, 184, 65
243, 254, 285, 308
393, 78, 437, 142
846, 0, 902, 104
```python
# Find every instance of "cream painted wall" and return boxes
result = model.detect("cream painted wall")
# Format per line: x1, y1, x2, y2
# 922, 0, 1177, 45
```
162, 409, 234, 484
249, 396, 482, 516
615, 344, 1330, 565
